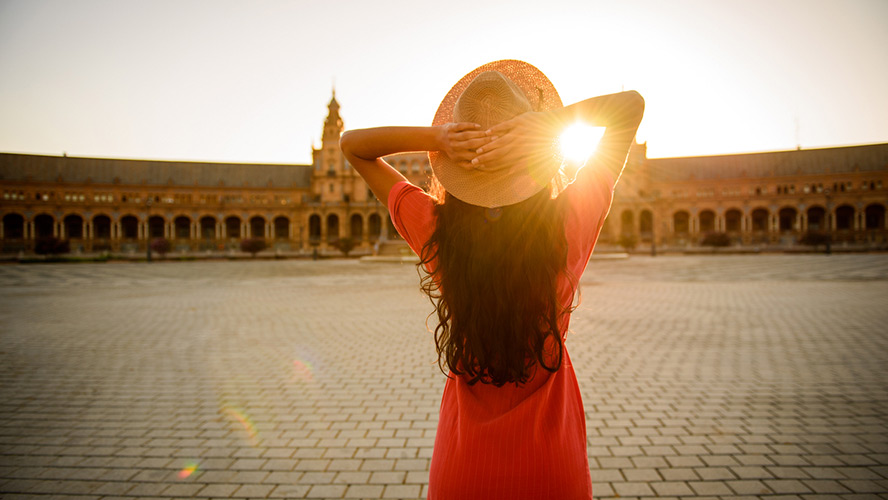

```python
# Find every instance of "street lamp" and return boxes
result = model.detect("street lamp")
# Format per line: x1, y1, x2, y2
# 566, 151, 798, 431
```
823, 188, 831, 255
146, 197, 152, 262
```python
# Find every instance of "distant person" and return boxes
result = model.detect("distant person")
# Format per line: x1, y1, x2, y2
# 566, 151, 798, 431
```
340, 60, 643, 499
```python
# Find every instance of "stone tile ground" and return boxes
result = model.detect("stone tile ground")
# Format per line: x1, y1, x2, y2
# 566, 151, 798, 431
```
0, 254, 886, 499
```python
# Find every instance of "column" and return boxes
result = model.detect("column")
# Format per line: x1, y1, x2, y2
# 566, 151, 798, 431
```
220, 222, 226, 239
87, 221, 93, 239
82, 220, 87, 240
27, 221, 34, 239
800, 213, 807, 232
59, 222, 65, 239
164, 222, 170, 239
242, 222, 248, 239
137, 222, 143, 240
191, 222, 196, 240
265, 222, 271, 239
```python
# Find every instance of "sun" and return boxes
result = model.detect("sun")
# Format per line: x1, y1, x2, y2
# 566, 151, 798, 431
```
559, 123, 605, 164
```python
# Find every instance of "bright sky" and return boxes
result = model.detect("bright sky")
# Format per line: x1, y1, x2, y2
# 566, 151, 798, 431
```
1, 0, 886, 165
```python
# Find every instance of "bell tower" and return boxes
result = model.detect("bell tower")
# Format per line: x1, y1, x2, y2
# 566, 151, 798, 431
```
312, 90, 351, 202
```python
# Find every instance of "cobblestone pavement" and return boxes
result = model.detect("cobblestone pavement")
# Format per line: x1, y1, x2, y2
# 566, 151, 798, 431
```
1, 255, 886, 499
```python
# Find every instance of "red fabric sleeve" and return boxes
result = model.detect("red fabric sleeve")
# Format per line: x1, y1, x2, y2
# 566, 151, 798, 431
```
386, 181, 436, 257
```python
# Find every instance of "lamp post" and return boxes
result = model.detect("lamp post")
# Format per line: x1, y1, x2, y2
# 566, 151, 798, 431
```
823, 188, 831, 255
146, 197, 152, 262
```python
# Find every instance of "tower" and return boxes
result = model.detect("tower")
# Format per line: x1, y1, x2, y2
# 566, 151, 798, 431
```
312, 90, 351, 203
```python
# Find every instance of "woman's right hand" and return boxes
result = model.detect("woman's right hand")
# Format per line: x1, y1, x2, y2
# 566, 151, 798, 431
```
472, 111, 557, 171
437, 122, 489, 169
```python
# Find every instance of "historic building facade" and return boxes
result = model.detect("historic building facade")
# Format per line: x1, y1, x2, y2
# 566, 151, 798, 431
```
0, 95, 431, 256
1, 94, 886, 256
599, 142, 888, 251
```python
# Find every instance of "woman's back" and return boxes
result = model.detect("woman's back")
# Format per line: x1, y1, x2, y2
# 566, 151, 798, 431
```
388, 161, 616, 498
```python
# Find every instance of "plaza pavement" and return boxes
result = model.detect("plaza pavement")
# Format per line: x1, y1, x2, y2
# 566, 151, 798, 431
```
0, 254, 886, 500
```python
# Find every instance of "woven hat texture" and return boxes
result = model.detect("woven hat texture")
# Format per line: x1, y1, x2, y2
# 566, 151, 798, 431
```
430, 60, 563, 208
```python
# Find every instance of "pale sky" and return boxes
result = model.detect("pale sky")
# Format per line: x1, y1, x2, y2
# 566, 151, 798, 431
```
1, 0, 886, 165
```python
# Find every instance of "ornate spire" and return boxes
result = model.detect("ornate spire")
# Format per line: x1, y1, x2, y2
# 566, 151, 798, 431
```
322, 90, 343, 143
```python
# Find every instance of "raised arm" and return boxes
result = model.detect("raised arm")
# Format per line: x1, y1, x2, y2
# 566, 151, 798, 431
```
473, 90, 645, 183
340, 123, 488, 205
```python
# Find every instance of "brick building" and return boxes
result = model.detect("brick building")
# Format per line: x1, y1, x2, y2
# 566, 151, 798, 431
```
1, 95, 886, 255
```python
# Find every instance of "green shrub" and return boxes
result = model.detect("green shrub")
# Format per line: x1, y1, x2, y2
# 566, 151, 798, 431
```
240, 238, 268, 257
617, 234, 637, 251
701, 232, 731, 247
150, 237, 172, 256
34, 237, 70, 255
334, 237, 357, 256
799, 231, 831, 247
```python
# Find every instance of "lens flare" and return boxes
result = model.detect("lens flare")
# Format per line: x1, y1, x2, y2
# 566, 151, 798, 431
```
291, 359, 314, 382
223, 407, 259, 446
560, 123, 605, 164
177, 461, 199, 479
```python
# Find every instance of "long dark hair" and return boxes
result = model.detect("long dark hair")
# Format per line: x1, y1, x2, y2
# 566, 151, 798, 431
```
418, 183, 574, 386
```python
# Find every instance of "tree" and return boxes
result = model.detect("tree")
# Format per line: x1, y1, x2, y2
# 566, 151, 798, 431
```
34, 237, 70, 256
334, 237, 356, 257
701, 232, 731, 248
240, 238, 267, 257
150, 237, 171, 257
799, 231, 832, 252
617, 234, 637, 252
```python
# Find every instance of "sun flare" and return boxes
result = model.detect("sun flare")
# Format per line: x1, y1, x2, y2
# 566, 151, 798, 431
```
560, 123, 605, 164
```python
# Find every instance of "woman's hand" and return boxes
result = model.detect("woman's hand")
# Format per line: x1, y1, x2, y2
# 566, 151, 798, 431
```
437, 122, 490, 169
472, 111, 558, 171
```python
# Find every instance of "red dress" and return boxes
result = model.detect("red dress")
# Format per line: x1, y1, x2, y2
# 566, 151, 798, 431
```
388, 165, 615, 500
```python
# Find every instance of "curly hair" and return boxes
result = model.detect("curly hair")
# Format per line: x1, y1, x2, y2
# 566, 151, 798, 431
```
418, 184, 574, 387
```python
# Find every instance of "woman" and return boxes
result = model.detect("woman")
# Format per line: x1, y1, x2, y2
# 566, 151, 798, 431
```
340, 60, 643, 499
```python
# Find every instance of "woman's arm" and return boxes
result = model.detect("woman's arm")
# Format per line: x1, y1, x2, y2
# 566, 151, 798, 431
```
339, 123, 488, 205
473, 91, 645, 182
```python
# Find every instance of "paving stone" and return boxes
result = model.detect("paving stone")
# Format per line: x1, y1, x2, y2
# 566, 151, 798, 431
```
1, 257, 886, 498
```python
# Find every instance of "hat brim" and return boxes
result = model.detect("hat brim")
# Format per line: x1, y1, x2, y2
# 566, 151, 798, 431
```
430, 60, 563, 208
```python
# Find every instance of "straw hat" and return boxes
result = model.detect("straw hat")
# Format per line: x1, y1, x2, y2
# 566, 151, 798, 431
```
430, 60, 564, 208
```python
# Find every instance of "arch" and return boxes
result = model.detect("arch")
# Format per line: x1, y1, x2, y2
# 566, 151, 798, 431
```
620, 210, 634, 236
309, 214, 321, 243
148, 215, 165, 239
3, 213, 25, 239
93, 215, 112, 239
699, 210, 716, 233
200, 216, 216, 239
864, 203, 885, 230
174, 216, 191, 239
835, 205, 855, 230
273, 216, 290, 239
368, 213, 382, 240
778, 207, 797, 232
3, 212, 25, 239
64, 214, 84, 239
725, 209, 742, 232
34, 214, 55, 239
249, 216, 265, 239
326, 213, 340, 243
639, 210, 653, 236
121, 215, 139, 239
751, 208, 769, 232
673, 211, 689, 234
807, 206, 826, 231
350, 213, 363, 240
225, 216, 241, 239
